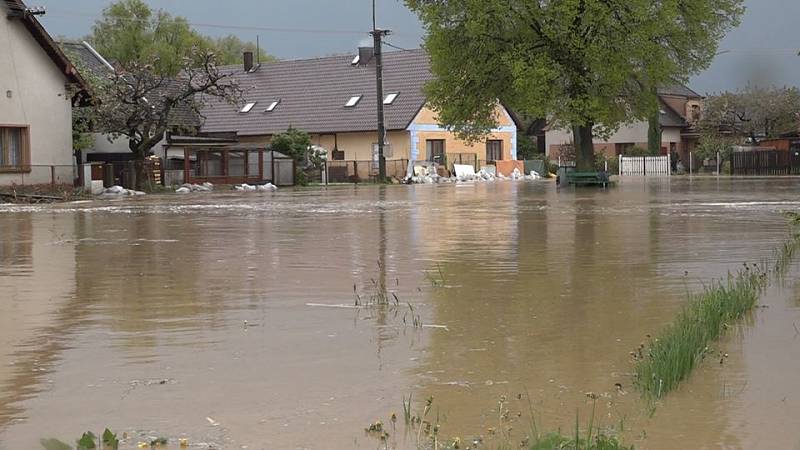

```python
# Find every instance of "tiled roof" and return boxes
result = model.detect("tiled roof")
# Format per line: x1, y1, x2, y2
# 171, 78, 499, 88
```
658, 83, 702, 99
658, 99, 687, 128
60, 41, 113, 78
200, 49, 432, 135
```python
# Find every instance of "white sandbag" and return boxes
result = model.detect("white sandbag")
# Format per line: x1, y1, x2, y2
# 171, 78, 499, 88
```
454, 164, 475, 179
176, 187, 191, 194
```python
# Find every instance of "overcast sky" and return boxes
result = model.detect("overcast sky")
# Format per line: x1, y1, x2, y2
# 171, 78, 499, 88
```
37, 0, 799, 94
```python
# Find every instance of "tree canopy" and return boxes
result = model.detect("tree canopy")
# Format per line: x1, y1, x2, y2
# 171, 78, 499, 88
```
406, 0, 744, 170
88, 0, 274, 76
700, 85, 800, 141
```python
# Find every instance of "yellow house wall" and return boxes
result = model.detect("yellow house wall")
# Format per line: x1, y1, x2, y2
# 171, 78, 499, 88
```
409, 105, 517, 161
236, 131, 411, 161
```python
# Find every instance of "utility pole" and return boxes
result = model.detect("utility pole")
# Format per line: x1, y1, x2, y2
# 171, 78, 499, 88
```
372, 0, 390, 181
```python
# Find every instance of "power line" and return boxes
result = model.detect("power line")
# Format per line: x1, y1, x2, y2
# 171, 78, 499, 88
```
43, 8, 378, 36
383, 41, 415, 52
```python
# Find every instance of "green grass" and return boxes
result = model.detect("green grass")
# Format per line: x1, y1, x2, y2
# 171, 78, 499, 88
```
633, 266, 768, 399
635, 215, 800, 400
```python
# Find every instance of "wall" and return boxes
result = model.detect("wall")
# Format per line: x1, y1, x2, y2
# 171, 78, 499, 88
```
547, 122, 684, 158
0, 10, 74, 185
408, 105, 517, 161
237, 131, 411, 162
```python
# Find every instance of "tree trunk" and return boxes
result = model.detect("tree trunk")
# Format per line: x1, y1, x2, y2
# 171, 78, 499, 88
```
572, 123, 594, 172
648, 111, 662, 155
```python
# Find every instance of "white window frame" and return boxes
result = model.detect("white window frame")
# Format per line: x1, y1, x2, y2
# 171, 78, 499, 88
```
265, 100, 280, 112
345, 95, 362, 108
240, 102, 256, 113
383, 93, 399, 105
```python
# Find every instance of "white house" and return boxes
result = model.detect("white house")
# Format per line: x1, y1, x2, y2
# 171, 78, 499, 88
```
545, 85, 704, 164
0, 0, 89, 186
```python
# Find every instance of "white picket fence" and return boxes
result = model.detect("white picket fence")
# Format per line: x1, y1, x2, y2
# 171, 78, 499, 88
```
619, 155, 671, 176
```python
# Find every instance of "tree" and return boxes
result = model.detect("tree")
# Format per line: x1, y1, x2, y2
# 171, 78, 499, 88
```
270, 127, 314, 186
79, 48, 242, 189
701, 85, 800, 141
207, 35, 276, 66
406, 0, 743, 171
89, 0, 210, 77
89, 0, 274, 76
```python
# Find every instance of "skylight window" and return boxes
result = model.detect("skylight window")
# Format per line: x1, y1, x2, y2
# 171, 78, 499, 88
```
383, 93, 399, 105
345, 95, 362, 108
351, 54, 360, 65
240, 102, 256, 113
265, 100, 280, 112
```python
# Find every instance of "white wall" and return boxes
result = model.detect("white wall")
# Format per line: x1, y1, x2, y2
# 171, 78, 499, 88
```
546, 121, 683, 156
0, 9, 74, 185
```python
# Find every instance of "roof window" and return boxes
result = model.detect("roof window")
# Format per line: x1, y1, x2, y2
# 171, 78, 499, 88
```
265, 100, 280, 112
240, 102, 256, 113
383, 93, 399, 105
351, 54, 360, 65
345, 95, 362, 108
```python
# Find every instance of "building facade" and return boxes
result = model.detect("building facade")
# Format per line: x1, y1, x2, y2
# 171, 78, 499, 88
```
545, 85, 703, 164
0, 1, 88, 186
199, 48, 518, 180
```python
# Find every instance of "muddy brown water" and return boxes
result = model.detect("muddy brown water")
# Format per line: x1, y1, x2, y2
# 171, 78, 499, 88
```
1, 178, 800, 449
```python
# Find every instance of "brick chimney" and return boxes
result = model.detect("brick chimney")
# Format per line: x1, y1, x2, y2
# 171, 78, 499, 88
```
243, 51, 254, 72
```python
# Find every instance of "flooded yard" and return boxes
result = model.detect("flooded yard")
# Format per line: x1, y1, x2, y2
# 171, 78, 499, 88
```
1, 178, 800, 449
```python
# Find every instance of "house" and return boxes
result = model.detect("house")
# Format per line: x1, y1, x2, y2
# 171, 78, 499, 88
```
61, 41, 201, 180
195, 48, 519, 182
545, 85, 704, 164
0, 0, 89, 186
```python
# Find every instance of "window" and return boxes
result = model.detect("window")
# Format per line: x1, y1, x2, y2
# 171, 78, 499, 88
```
486, 140, 503, 161
265, 100, 280, 112
345, 95, 362, 108
383, 93, 399, 105
240, 102, 256, 113
426, 139, 445, 162
351, 54, 360, 65
0, 127, 28, 171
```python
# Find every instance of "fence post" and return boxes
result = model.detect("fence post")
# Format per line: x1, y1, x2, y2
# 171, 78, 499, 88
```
689, 152, 693, 176
618, 154, 622, 177
50, 165, 56, 187
717, 151, 720, 176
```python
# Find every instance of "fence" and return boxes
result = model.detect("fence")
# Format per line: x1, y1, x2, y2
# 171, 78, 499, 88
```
619, 155, 671, 176
732, 150, 800, 176
321, 159, 409, 183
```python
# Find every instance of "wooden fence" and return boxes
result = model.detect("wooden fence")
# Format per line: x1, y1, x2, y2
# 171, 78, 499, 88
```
732, 150, 800, 176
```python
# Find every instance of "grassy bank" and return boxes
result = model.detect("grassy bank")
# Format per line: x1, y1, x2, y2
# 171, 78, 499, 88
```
633, 265, 768, 399
635, 215, 800, 399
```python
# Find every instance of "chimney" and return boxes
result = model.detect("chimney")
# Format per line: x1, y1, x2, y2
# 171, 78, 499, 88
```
357, 46, 374, 66
243, 51, 254, 72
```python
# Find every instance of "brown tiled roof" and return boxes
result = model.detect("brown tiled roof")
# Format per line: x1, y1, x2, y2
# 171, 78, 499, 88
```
658, 99, 687, 128
200, 49, 432, 135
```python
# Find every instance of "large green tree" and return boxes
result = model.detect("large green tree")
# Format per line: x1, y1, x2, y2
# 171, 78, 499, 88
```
406, 0, 744, 170
89, 0, 273, 76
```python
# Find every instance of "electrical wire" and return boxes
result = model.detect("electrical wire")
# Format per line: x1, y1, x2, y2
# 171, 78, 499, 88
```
42, 8, 412, 37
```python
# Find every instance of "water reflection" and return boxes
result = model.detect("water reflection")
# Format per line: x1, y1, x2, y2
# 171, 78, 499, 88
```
0, 180, 799, 449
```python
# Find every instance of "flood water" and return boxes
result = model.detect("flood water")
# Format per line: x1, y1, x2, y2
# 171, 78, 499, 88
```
2, 178, 800, 449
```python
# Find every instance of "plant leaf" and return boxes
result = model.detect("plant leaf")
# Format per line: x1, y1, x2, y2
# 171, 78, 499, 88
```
40, 438, 72, 450
102, 428, 119, 450
76, 432, 96, 450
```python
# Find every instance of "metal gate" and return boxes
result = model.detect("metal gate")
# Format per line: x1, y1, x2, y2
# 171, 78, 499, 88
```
619, 155, 671, 176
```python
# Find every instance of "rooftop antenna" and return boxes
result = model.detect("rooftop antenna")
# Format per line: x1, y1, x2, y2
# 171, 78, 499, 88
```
256, 35, 260, 64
